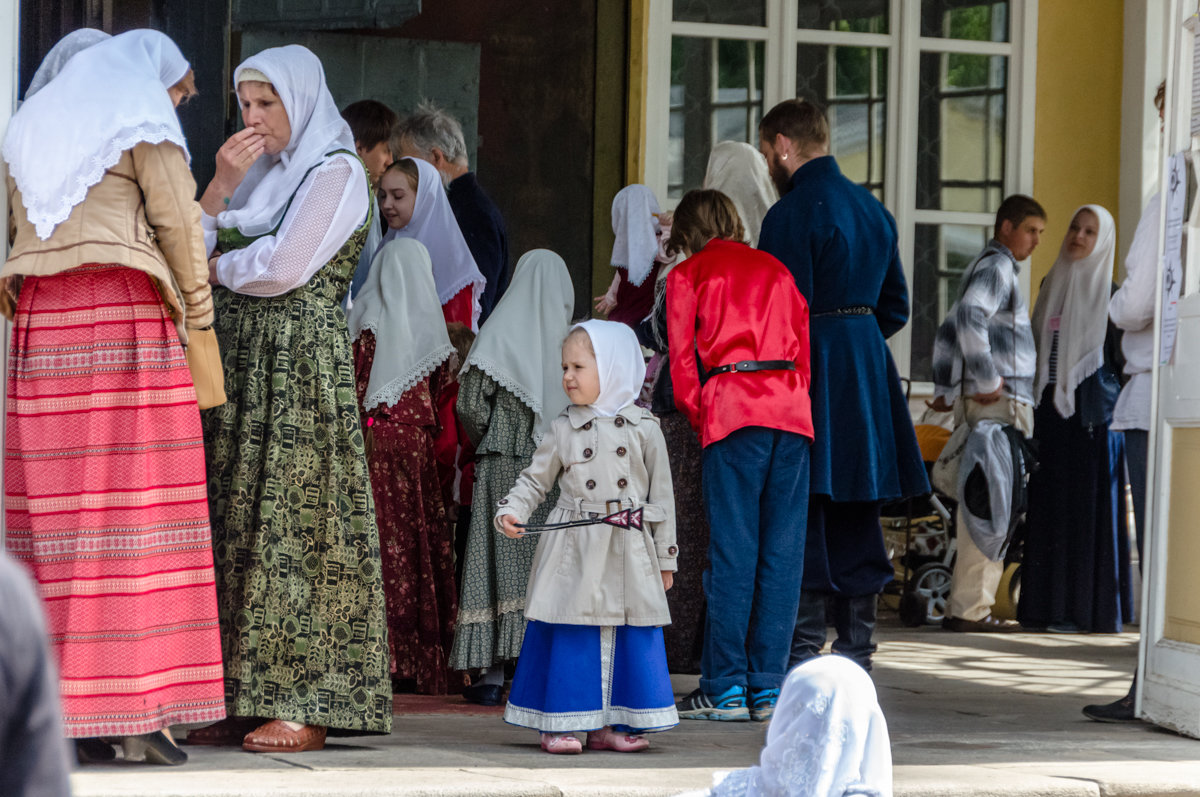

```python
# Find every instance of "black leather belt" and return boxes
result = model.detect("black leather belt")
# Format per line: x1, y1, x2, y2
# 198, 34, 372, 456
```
813, 305, 874, 317
706, 359, 796, 377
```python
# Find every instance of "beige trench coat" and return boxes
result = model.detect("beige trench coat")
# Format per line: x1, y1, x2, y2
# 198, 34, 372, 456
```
494, 403, 677, 627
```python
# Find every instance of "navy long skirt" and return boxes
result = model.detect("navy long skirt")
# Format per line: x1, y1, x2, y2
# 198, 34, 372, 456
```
1017, 387, 1134, 633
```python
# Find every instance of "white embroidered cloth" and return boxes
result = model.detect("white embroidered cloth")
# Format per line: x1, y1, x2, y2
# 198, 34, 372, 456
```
611, 184, 662, 287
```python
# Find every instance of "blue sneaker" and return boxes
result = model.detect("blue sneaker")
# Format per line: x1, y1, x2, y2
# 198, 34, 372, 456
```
750, 687, 781, 721
677, 685, 750, 721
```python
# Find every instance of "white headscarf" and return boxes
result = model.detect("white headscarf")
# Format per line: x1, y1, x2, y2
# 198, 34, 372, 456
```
1032, 204, 1116, 419
348, 239, 456, 411
26, 29, 111, 98
572, 319, 645, 418
463, 250, 574, 441
383, 157, 486, 328
3, 29, 190, 240
704, 140, 779, 248
216, 45, 356, 238
698, 656, 892, 797
611, 184, 662, 287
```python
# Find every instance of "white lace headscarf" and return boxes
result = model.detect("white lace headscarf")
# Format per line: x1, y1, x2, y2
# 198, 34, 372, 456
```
216, 45, 355, 238
383, 157, 486, 329
348, 239, 455, 411
695, 656, 892, 797
462, 249, 574, 441
1031, 204, 1116, 418
3, 29, 190, 240
25, 29, 111, 99
572, 319, 645, 418
704, 140, 779, 247
611, 184, 663, 287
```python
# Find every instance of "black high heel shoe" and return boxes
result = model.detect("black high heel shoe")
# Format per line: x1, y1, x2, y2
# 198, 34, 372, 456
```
75, 738, 116, 764
121, 730, 188, 766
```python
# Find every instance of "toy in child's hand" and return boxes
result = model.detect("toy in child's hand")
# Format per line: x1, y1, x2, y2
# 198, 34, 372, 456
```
516, 507, 645, 536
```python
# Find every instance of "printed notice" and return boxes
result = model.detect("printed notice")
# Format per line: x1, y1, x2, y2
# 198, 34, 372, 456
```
1160, 152, 1186, 365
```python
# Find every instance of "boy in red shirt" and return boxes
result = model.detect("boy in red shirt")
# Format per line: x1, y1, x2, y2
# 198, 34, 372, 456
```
666, 189, 812, 722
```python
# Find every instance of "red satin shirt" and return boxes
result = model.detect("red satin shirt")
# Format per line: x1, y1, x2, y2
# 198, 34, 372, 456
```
666, 238, 813, 447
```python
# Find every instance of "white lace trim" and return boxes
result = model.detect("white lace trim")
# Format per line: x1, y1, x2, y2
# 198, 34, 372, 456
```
8, 124, 189, 241
460, 358, 551, 443
359, 343, 455, 412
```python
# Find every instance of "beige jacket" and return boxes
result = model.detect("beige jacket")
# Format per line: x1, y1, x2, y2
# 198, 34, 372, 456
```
494, 403, 678, 627
2, 141, 213, 342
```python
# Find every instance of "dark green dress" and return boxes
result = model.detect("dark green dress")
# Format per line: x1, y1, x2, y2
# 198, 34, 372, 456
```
202, 154, 392, 733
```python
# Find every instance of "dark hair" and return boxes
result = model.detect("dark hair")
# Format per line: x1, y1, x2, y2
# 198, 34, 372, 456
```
382, 158, 420, 192
1154, 80, 1167, 116
341, 99, 399, 150
666, 189, 746, 257
759, 99, 829, 156
993, 194, 1046, 238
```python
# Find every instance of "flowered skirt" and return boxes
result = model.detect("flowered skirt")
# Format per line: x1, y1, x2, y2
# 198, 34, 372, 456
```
504, 620, 678, 734
4, 264, 225, 737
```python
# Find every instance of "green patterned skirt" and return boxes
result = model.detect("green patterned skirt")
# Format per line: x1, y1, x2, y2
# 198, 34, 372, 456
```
202, 282, 392, 734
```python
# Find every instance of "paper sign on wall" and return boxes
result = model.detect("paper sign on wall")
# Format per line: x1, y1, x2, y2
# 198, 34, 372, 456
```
1161, 152, 1186, 365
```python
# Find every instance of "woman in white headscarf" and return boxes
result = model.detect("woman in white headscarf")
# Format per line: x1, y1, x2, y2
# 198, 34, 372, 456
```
349, 238, 460, 696
1, 29, 222, 766
703, 140, 778, 247
450, 249, 575, 705
192, 44, 391, 752
25, 28, 110, 98
380, 156, 486, 331
595, 184, 669, 327
683, 655, 892, 796
1018, 205, 1133, 634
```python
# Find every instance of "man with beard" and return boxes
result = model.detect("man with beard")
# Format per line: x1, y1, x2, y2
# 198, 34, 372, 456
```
757, 99, 928, 672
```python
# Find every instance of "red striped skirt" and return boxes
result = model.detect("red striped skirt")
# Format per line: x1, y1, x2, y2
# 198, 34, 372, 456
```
4, 264, 226, 737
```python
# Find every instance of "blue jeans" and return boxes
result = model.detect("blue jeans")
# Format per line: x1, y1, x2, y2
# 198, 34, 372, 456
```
1123, 429, 1148, 563
700, 427, 809, 695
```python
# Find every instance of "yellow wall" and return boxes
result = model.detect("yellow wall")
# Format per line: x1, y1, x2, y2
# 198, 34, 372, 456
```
1031, 0, 1124, 298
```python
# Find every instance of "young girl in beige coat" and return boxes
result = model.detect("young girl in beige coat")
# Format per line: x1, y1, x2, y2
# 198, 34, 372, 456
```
497, 319, 678, 754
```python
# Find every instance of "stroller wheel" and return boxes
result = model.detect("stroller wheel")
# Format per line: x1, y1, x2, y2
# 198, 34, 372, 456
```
909, 562, 953, 626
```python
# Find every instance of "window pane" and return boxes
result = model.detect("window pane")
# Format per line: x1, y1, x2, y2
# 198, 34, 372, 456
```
909, 222, 990, 381
920, 1, 1009, 42
674, 0, 765, 26
916, 51, 1006, 212
797, 44, 888, 198
669, 37, 766, 200
797, 0, 889, 33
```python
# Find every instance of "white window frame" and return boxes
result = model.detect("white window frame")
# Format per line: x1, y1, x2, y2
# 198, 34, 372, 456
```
644, 0, 1038, 387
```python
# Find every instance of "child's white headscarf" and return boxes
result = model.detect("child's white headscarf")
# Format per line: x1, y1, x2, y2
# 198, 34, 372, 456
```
383, 156, 486, 329
610, 184, 662, 287
572, 319, 645, 417
1031, 204, 1116, 418
348, 238, 456, 411
689, 656, 892, 797
463, 249, 575, 441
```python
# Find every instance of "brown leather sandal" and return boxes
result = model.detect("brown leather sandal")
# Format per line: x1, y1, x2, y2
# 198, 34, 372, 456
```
241, 720, 327, 753
184, 717, 262, 746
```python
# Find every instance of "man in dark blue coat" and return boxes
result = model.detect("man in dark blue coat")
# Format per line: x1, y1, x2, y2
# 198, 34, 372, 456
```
758, 99, 928, 671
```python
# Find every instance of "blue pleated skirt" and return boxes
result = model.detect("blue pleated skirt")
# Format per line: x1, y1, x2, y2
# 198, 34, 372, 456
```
504, 621, 678, 734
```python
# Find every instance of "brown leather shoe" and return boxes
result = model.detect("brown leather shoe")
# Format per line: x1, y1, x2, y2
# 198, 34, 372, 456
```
942, 614, 1021, 633
242, 720, 327, 753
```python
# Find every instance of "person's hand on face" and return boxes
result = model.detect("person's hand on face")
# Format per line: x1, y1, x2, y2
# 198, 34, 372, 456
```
213, 127, 266, 196
378, 169, 416, 231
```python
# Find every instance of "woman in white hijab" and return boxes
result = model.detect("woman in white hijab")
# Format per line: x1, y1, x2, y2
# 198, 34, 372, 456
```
192, 44, 391, 752
1, 29, 222, 766
683, 656, 892, 797
1019, 205, 1133, 635
703, 140, 779, 247
381, 156, 486, 331
450, 249, 575, 705
25, 28, 110, 98
349, 238, 460, 695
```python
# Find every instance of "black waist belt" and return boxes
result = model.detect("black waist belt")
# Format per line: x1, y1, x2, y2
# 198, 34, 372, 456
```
707, 359, 796, 377
813, 305, 874, 317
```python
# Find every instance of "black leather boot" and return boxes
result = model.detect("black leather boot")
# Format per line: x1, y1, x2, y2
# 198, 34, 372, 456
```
831, 594, 879, 672
788, 590, 829, 669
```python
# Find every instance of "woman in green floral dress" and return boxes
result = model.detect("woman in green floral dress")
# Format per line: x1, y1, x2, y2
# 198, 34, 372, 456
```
450, 250, 575, 704
189, 45, 391, 753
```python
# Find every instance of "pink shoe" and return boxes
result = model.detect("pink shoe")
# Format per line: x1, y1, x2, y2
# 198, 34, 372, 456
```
540, 733, 583, 754
586, 726, 650, 752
